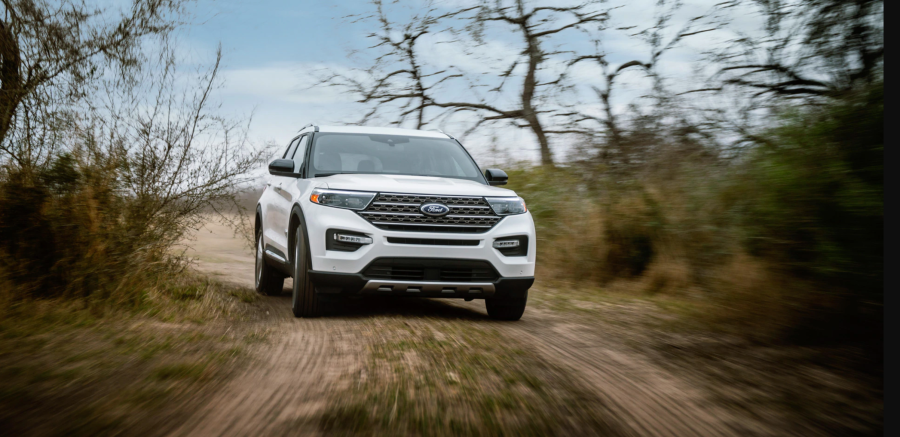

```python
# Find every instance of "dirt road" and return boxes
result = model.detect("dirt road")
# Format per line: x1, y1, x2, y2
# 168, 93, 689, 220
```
175, 220, 757, 436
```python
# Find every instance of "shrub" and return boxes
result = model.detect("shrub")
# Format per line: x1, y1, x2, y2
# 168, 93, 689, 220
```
0, 155, 160, 303
0, 52, 261, 306
734, 85, 883, 304
501, 84, 882, 342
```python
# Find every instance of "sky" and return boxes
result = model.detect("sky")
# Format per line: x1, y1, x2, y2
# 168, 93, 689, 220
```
177, 0, 759, 163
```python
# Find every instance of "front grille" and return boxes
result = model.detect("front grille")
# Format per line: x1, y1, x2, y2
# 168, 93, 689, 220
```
364, 265, 425, 280
363, 258, 499, 282
440, 267, 496, 282
360, 193, 501, 233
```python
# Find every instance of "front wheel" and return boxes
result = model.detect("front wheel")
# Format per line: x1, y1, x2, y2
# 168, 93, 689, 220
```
485, 291, 528, 321
255, 231, 284, 295
291, 225, 321, 317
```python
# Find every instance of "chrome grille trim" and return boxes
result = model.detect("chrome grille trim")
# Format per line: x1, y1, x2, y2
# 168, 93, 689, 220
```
361, 212, 494, 219
370, 222, 494, 228
371, 202, 489, 208
360, 211, 422, 216
360, 192, 501, 233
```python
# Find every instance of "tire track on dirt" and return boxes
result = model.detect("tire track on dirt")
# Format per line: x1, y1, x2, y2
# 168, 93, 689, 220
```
169, 295, 361, 437
450, 300, 748, 437
185, 221, 748, 436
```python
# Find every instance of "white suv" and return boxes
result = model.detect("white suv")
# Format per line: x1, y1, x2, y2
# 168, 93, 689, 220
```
255, 125, 536, 320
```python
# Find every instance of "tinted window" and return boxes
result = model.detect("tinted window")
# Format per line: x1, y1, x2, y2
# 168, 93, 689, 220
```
308, 133, 485, 183
290, 135, 309, 173
282, 137, 300, 159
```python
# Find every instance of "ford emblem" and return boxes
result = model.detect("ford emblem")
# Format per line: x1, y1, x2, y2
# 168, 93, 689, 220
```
420, 203, 450, 217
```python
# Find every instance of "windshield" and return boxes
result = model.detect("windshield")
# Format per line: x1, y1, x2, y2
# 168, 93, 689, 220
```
308, 133, 486, 183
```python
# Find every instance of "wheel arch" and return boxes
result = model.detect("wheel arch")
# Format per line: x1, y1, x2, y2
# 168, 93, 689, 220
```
255, 205, 263, 238
288, 203, 309, 276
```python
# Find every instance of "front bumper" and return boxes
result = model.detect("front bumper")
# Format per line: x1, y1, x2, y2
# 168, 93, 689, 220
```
303, 201, 537, 278
309, 271, 533, 299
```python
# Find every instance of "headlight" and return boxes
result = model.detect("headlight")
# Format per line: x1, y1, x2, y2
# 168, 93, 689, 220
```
485, 196, 527, 215
310, 189, 375, 210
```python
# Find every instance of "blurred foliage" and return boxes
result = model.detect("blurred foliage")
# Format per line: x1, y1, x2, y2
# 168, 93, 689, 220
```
0, 153, 161, 303
504, 82, 882, 342
733, 84, 883, 301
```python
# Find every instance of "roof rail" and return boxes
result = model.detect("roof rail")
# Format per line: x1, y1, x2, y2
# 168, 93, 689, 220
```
298, 123, 319, 133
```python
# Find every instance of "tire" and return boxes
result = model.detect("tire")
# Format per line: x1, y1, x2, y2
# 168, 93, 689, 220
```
255, 230, 285, 295
485, 291, 528, 321
291, 224, 321, 317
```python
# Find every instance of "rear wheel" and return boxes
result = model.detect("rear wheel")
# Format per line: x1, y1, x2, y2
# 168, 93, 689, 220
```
485, 291, 528, 321
291, 225, 321, 317
255, 231, 284, 295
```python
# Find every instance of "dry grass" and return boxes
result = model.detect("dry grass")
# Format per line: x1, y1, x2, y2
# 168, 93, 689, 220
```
505, 163, 881, 345
0, 273, 266, 436
523, 281, 883, 436
320, 318, 621, 436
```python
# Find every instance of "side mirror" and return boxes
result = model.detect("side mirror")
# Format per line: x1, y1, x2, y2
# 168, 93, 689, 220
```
484, 168, 508, 186
268, 159, 295, 176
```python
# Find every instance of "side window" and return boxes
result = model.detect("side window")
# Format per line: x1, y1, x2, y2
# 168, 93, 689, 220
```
291, 135, 309, 174
282, 138, 300, 160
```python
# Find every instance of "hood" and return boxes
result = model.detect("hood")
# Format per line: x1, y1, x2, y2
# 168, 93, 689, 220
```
315, 174, 517, 197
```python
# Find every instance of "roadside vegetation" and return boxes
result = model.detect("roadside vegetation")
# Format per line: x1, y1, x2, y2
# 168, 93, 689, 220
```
506, 82, 883, 345
0, 2, 267, 434
0, 0, 261, 301
0, 273, 267, 435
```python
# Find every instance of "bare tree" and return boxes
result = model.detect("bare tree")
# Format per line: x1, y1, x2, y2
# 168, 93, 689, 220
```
0, 39, 264, 299
322, 0, 473, 129
0, 0, 185, 165
325, 0, 610, 166
661, 0, 883, 154
88, 46, 263, 254
430, 0, 610, 166
705, 0, 883, 99
558, 1, 719, 167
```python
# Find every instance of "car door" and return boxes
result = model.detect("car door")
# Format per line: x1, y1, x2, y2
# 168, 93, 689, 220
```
269, 135, 311, 256
264, 137, 300, 257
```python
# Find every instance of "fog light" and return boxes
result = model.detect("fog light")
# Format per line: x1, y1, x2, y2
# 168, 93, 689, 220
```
493, 236, 528, 256
335, 234, 373, 245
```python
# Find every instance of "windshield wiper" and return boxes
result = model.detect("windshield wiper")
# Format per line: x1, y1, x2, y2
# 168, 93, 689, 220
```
313, 172, 343, 177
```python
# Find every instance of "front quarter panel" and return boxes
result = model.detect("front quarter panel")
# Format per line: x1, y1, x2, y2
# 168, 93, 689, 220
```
258, 180, 283, 250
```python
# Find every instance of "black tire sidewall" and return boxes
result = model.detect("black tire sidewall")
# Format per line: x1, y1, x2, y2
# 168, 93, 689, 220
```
292, 223, 318, 316
292, 227, 302, 312
256, 228, 284, 295
486, 292, 528, 321
255, 229, 266, 294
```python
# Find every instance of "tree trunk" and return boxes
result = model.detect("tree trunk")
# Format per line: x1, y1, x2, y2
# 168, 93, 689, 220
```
408, 44, 427, 130
0, 20, 24, 148
416, 98, 425, 129
600, 89, 622, 164
520, 28, 554, 166
526, 113, 553, 166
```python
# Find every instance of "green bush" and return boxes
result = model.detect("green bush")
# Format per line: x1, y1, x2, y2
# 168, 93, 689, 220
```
498, 84, 881, 341
733, 84, 883, 303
